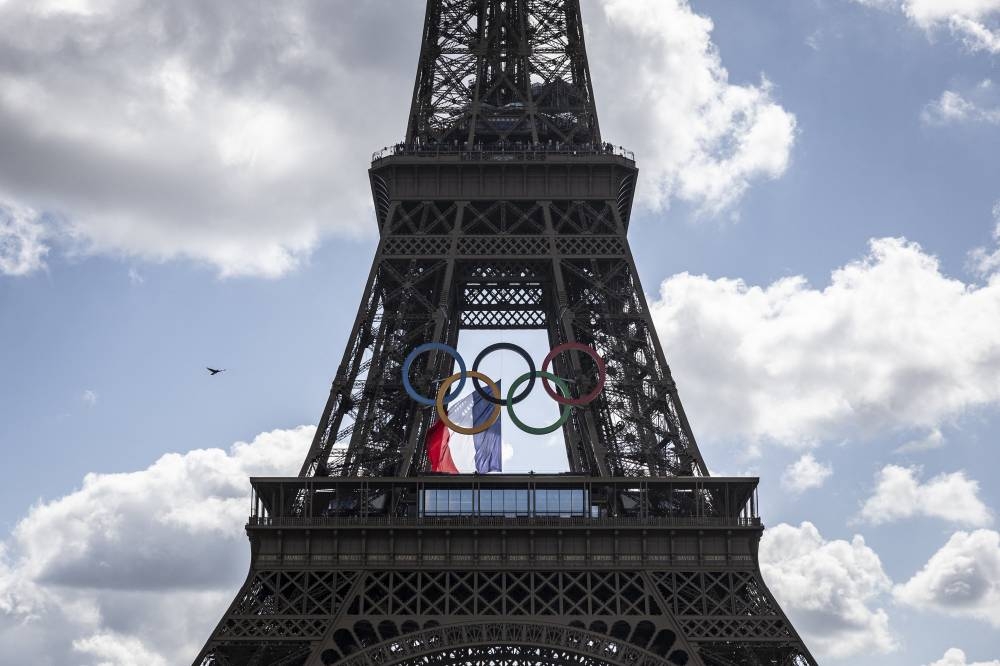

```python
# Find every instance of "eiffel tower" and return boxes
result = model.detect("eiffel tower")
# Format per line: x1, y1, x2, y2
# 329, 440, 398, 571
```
195, 2, 817, 664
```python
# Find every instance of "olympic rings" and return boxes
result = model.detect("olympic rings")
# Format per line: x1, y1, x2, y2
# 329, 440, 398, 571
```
472, 342, 535, 406
541, 342, 607, 407
506, 371, 573, 435
436, 371, 502, 435
403, 342, 467, 406
402, 342, 606, 435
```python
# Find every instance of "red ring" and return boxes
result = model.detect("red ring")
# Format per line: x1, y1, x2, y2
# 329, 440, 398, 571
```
541, 342, 607, 406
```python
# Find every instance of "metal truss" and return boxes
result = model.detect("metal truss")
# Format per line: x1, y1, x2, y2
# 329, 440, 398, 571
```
197, 564, 811, 666
197, 1, 818, 664
297, 194, 707, 479
407, 0, 600, 146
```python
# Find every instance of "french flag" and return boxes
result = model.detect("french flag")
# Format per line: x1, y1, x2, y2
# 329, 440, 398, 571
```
425, 386, 502, 474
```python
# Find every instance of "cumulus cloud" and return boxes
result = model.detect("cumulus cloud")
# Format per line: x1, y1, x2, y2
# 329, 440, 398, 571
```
968, 201, 1000, 277
760, 522, 895, 659
858, 465, 993, 527
923, 81, 1000, 126
781, 454, 833, 494
895, 529, 1000, 627
650, 237, 1000, 449
0, 0, 794, 277
0, 200, 48, 276
894, 427, 945, 453
590, 0, 797, 213
927, 648, 1000, 666
0, 425, 312, 665
0, 0, 420, 277
905, 0, 1000, 53
73, 633, 168, 666
854, 0, 1000, 53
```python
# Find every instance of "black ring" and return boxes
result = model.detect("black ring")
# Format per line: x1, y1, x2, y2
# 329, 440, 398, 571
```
472, 343, 535, 406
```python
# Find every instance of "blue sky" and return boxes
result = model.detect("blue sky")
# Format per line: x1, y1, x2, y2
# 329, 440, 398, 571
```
2, 0, 1000, 664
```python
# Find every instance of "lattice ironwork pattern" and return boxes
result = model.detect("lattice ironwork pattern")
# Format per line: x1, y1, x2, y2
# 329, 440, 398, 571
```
334, 622, 688, 666
197, 565, 816, 665
196, 1, 818, 664
352, 570, 662, 617
407, 0, 600, 145
458, 235, 550, 256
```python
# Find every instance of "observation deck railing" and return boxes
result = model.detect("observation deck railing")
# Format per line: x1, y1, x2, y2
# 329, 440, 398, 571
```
248, 475, 761, 525
252, 551, 758, 566
248, 515, 761, 529
371, 141, 636, 165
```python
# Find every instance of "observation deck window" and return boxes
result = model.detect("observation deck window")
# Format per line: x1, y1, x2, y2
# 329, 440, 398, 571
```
420, 488, 588, 518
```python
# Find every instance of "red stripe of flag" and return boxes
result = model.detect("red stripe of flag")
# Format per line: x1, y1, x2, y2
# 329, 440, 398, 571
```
425, 418, 459, 474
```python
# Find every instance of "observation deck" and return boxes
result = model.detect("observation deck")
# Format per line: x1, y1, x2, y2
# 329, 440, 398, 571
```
368, 142, 639, 233
371, 142, 636, 167
245, 476, 764, 571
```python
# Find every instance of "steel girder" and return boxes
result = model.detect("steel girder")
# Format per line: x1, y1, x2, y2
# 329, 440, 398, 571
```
296, 194, 707, 479
195, 563, 814, 666
407, 0, 600, 146
199, 1, 820, 664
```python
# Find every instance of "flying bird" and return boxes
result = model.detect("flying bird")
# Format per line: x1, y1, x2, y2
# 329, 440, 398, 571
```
206, 367, 226, 376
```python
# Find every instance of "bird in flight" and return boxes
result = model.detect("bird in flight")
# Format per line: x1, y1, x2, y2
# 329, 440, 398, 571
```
206, 367, 226, 376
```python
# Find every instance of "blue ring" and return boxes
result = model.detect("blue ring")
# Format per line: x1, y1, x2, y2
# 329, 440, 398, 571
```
402, 343, 467, 406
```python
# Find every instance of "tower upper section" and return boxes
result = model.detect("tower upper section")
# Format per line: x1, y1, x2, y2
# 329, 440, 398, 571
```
406, 0, 601, 147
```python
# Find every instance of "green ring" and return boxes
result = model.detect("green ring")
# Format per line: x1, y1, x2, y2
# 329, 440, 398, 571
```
506, 371, 574, 435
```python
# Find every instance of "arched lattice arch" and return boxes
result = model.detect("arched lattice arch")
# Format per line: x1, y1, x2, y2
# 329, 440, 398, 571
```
329, 621, 689, 666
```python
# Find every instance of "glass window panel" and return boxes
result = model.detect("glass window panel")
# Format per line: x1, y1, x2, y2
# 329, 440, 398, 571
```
517, 490, 528, 515
501, 489, 510, 514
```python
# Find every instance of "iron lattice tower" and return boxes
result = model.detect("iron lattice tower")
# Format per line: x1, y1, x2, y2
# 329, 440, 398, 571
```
195, 2, 817, 665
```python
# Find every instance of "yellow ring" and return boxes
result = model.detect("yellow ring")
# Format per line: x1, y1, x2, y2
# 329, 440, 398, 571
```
435, 371, 502, 435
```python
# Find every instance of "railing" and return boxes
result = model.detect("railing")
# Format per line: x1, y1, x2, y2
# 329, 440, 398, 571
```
252, 551, 757, 565
371, 141, 636, 164
247, 515, 761, 528
250, 475, 762, 525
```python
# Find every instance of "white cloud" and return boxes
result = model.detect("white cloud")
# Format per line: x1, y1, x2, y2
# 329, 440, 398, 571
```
591, 0, 797, 214
895, 529, 1000, 627
853, 0, 899, 7
923, 81, 1000, 125
0, 425, 312, 665
905, 0, 1000, 53
760, 522, 896, 659
969, 201, 1000, 277
650, 237, 1000, 449
502, 441, 514, 464
781, 454, 833, 494
0, 1, 420, 277
0, 0, 794, 277
82, 390, 98, 406
927, 648, 1000, 666
805, 30, 823, 51
894, 427, 946, 453
858, 465, 993, 527
854, 0, 1000, 53
73, 633, 168, 666
0, 200, 48, 276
